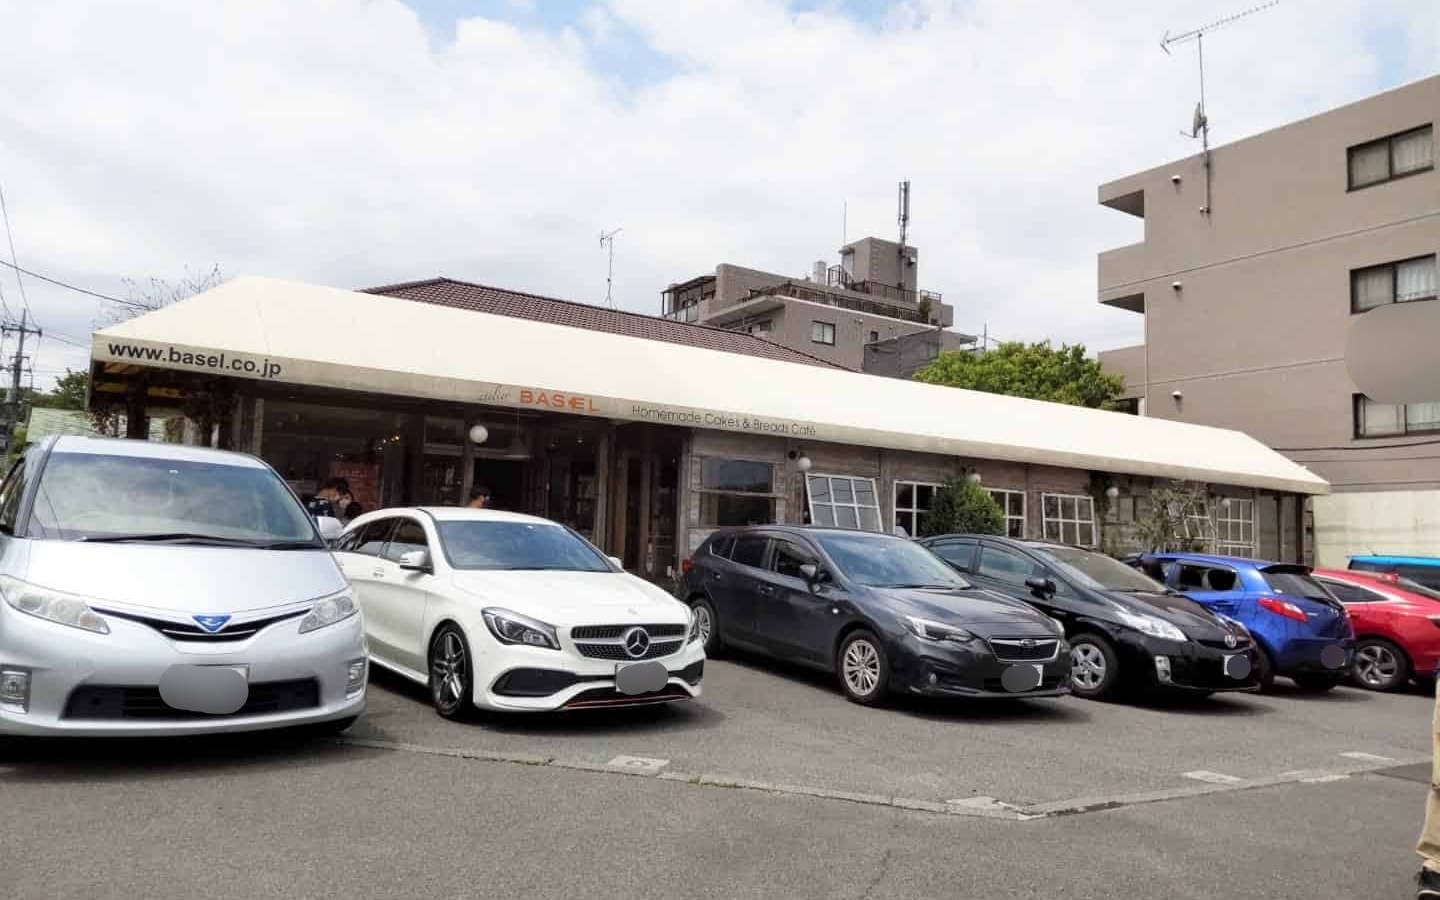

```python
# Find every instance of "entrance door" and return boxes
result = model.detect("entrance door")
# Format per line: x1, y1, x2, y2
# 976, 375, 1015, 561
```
472, 459, 526, 512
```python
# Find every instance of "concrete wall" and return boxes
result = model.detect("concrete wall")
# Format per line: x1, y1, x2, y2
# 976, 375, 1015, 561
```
766, 302, 933, 369
1096, 75, 1440, 500
1313, 489, 1440, 567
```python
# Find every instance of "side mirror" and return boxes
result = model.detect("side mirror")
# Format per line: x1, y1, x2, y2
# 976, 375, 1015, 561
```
608, 556, 625, 570
1025, 576, 1056, 596
799, 563, 830, 584
398, 549, 432, 573
316, 516, 343, 542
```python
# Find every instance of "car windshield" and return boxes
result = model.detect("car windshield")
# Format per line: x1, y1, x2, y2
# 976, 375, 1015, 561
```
1038, 546, 1166, 592
1261, 569, 1337, 602
812, 532, 970, 589
437, 520, 611, 572
26, 451, 320, 545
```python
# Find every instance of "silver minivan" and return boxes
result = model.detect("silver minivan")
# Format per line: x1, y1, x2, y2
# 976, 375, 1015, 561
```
0, 436, 365, 737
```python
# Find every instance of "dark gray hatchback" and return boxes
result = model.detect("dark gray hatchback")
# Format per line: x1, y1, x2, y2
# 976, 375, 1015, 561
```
677, 526, 1071, 705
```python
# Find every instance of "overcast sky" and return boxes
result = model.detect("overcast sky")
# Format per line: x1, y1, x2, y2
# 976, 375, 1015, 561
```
1, 0, 1436, 389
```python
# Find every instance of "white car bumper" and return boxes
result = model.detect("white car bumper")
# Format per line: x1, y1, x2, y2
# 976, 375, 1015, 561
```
0, 604, 367, 737
473, 633, 706, 712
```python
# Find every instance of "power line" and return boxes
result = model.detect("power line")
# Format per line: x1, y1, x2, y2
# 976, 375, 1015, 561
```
0, 183, 32, 320
1279, 437, 1440, 452
0, 258, 146, 310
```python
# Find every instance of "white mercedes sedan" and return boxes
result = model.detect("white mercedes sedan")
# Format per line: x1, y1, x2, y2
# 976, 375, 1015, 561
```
333, 508, 704, 717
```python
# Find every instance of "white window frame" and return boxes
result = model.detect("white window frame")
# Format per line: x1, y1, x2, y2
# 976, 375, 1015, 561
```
1215, 498, 1256, 558
1041, 492, 1096, 547
811, 321, 836, 346
1183, 499, 1215, 549
807, 473, 882, 533
987, 488, 1027, 538
892, 480, 943, 537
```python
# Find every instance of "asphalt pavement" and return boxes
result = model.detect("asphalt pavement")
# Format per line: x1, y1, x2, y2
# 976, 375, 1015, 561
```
2, 658, 1433, 899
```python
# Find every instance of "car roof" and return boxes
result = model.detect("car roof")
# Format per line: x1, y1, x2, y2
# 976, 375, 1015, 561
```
923, 534, 1090, 554
348, 507, 560, 528
708, 525, 905, 540
1349, 554, 1440, 567
46, 435, 268, 468
1142, 551, 1281, 569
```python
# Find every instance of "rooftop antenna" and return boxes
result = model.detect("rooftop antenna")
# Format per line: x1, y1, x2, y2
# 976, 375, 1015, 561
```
1160, 1, 1279, 216
598, 227, 622, 308
896, 179, 911, 290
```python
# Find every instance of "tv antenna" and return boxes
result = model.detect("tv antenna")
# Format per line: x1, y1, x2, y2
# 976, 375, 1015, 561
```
598, 227, 622, 308
1161, 1, 1279, 216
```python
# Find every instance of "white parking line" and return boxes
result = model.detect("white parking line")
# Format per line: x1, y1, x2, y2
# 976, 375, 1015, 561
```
1339, 751, 1395, 763
1181, 770, 1244, 785
606, 755, 670, 774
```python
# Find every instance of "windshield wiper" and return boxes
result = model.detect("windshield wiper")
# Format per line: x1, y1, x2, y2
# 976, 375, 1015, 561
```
884, 583, 961, 590
75, 533, 281, 547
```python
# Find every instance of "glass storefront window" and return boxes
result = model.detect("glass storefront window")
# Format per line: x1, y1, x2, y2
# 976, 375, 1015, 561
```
260, 400, 411, 515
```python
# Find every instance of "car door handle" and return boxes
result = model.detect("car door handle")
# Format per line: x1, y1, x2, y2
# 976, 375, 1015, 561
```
757, 585, 776, 596
372, 568, 385, 578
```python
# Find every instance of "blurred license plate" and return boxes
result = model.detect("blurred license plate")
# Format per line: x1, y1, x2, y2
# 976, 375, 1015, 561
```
614, 661, 668, 696
158, 664, 249, 714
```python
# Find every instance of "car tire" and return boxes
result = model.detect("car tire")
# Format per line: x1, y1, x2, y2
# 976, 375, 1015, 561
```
1291, 674, 1343, 693
1352, 638, 1411, 692
1067, 632, 1121, 700
428, 624, 477, 721
692, 597, 725, 657
836, 630, 889, 706
1253, 645, 1276, 693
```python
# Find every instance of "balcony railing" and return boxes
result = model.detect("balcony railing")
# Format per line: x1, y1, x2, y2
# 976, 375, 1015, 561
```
749, 281, 934, 325
823, 265, 942, 309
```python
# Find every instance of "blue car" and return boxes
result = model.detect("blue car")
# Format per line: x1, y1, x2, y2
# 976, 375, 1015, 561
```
1347, 555, 1440, 592
1133, 553, 1354, 693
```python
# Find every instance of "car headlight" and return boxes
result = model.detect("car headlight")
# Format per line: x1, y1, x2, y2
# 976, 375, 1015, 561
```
1117, 610, 1186, 642
0, 575, 109, 634
903, 615, 975, 643
482, 608, 560, 650
298, 588, 358, 634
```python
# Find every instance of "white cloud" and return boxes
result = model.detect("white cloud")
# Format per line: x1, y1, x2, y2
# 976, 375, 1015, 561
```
0, 0, 1435, 387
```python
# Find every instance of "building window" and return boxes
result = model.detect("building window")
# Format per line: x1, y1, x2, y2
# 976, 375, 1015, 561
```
811, 321, 836, 345
1215, 498, 1255, 558
987, 488, 1027, 538
869, 330, 879, 344
698, 458, 777, 526
807, 473, 881, 532
893, 480, 941, 537
1351, 255, 1437, 312
1041, 493, 1095, 547
1183, 499, 1215, 548
1348, 125, 1433, 190
1355, 395, 1440, 438
744, 319, 773, 337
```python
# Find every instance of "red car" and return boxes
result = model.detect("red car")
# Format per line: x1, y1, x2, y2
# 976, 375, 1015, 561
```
1312, 568, 1440, 691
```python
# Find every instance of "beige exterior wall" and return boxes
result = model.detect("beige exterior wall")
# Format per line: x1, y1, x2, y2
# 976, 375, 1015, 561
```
1096, 75, 1440, 521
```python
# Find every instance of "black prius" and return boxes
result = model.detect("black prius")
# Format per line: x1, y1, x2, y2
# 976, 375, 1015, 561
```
677, 526, 1071, 706
918, 535, 1259, 700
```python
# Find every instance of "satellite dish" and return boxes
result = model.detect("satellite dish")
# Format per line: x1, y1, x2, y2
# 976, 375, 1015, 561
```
1191, 102, 1207, 138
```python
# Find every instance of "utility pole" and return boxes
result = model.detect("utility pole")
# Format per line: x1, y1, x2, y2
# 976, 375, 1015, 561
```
1, 310, 40, 453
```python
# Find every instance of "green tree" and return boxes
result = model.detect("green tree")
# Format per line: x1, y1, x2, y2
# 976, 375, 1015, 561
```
918, 479, 1004, 537
913, 341, 1126, 410
31, 369, 89, 411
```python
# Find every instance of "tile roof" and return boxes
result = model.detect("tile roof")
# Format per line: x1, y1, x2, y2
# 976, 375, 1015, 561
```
361, 277, 845, 370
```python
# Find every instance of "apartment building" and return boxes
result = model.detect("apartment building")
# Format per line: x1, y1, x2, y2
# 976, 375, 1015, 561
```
662, 236, 957, 370
1096, 75, 1439, 565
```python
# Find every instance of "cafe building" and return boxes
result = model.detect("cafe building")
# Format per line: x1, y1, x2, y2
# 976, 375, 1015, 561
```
87, 276, 1329, 580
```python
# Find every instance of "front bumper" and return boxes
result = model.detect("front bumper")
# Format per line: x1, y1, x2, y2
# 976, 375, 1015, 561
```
1117, 634, 1259, 693
476, 636, 706, 712
0, 605, 367, 737
890, 633, 1071, 699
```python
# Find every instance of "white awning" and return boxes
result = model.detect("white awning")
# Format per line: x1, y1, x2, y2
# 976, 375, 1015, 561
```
92, 276, 1328, 495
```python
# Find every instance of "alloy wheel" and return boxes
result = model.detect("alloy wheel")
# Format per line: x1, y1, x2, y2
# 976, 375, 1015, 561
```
1354, 643, 1399, 688
694, 605, 713, 647
431, 631, 468, 711
1071, 643, 1107, 691
842, 638, 881, 697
